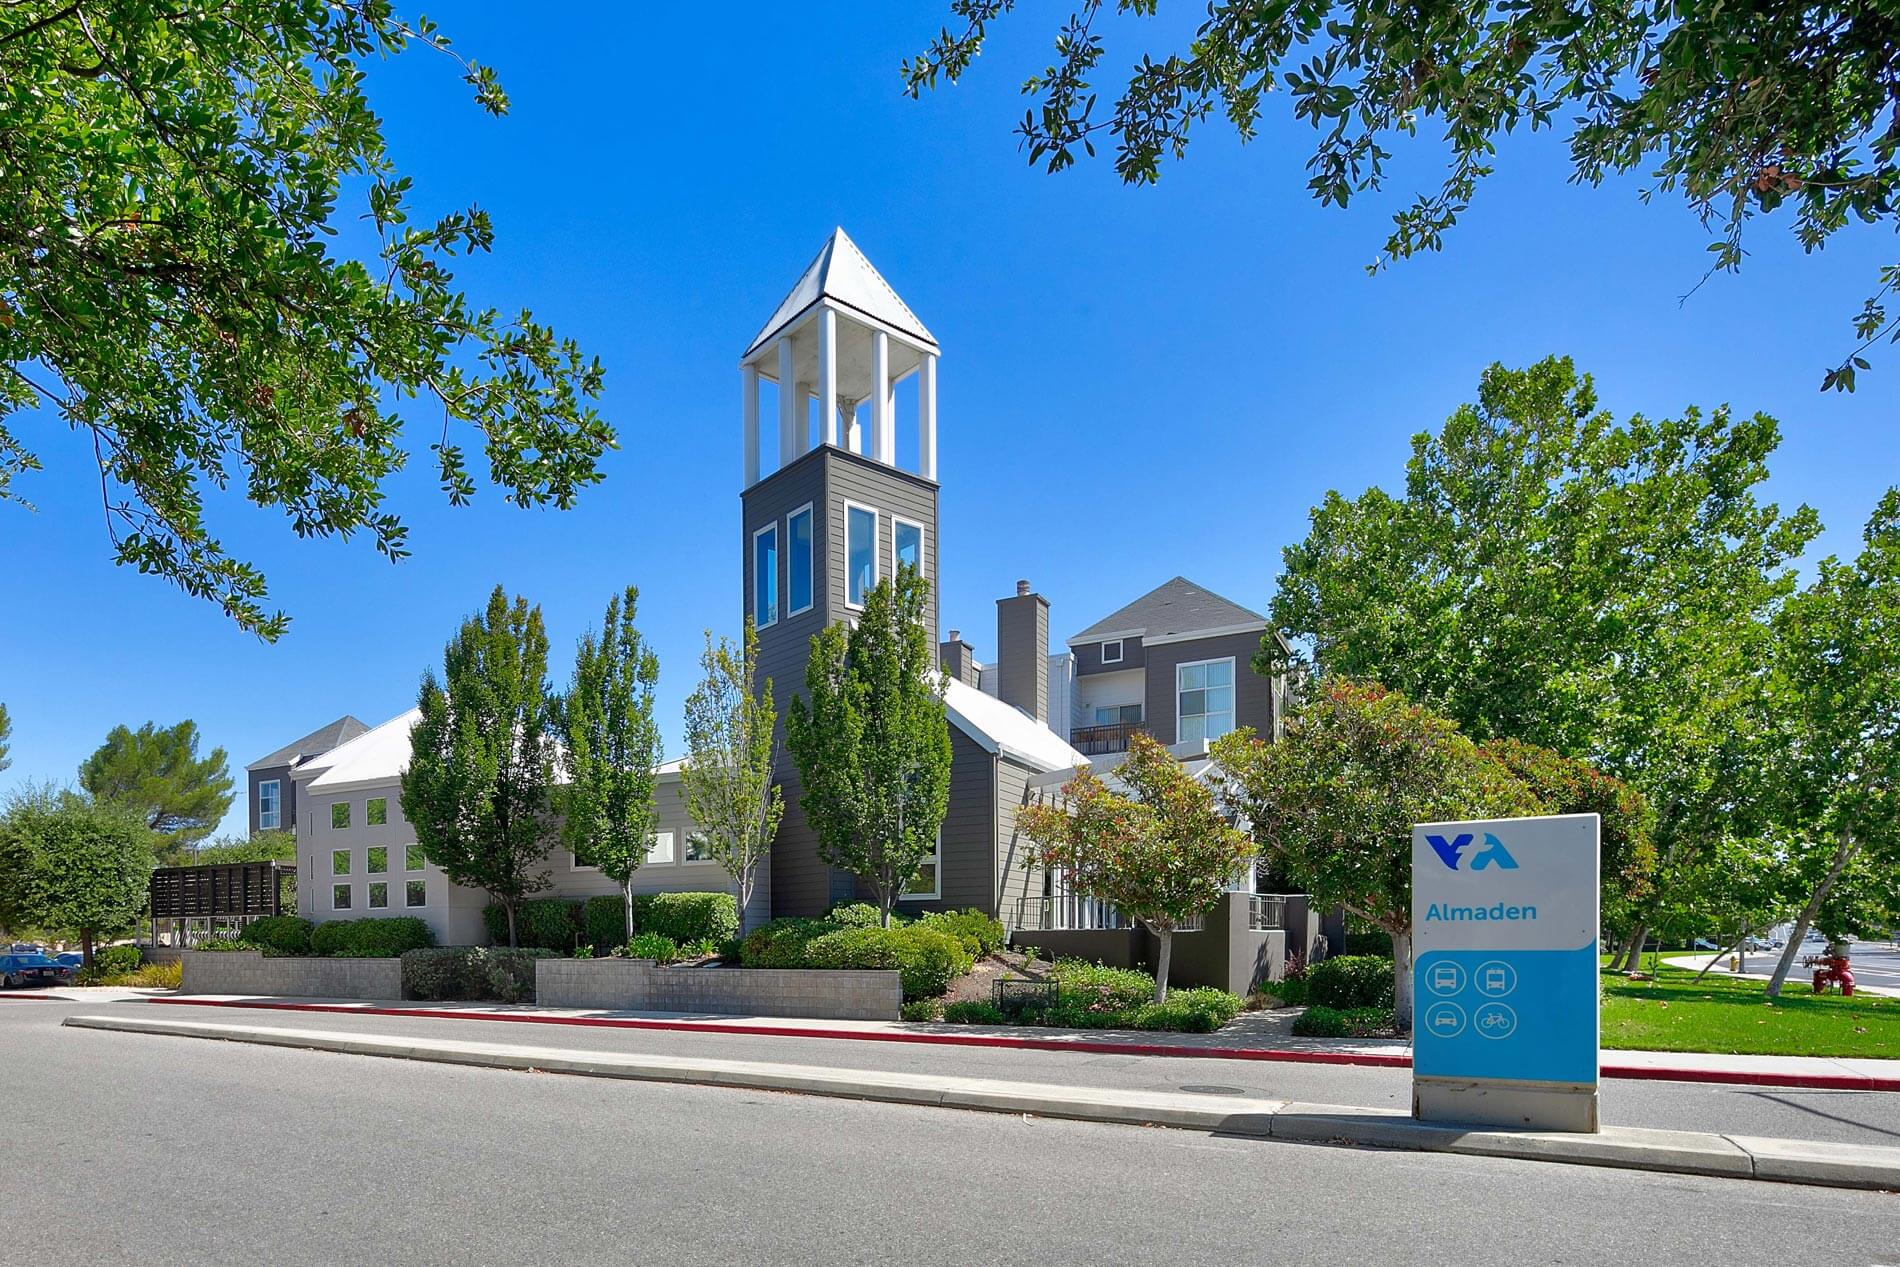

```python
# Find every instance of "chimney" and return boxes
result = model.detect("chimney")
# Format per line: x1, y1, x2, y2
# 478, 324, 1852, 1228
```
996, 580, 1049, 724
939, 630, 977, 688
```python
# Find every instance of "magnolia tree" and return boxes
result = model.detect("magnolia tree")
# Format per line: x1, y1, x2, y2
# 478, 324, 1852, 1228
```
1213, 680, 1538, 1030
786, 572, 951, 927
680, 622, 784, 935
1019, 732, 1254, 1003
0, 787, 155, 966
560, 586, 662, 945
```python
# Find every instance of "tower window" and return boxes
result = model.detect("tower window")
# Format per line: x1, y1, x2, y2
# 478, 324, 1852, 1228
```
845, 502, 878, 607
894, 518, 924, 579
788, 504, 814, 616
753, 522, 779, 628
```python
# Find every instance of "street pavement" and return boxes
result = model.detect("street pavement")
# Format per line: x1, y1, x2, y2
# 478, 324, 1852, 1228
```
1, 1000, 1893, 1266
1670, 943, 1900, 997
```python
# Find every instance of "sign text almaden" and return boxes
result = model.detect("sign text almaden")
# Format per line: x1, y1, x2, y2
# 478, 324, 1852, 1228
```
1411, 813, 1600, 1132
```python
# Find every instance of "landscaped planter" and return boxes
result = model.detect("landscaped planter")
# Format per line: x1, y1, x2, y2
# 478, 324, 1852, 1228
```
179, 950, 403, 1001
535, 957, 900, 1021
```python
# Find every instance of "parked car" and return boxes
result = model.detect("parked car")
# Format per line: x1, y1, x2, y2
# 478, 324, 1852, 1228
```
51, 952, 85, 970
1692, 937, 1719, 950
1743, 937, 1771, 951
0, 951, 75, 989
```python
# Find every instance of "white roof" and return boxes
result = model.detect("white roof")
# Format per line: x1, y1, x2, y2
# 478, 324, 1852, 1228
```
745, 227, 937, 358
302, 709, 422, 791
943, 677, 1088, 774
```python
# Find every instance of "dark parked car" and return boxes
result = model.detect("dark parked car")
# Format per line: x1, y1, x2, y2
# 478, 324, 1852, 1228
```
52, 952, 85, 970
0, 951, 75, 989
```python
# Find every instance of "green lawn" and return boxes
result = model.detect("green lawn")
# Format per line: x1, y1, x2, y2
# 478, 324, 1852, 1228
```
1600, 965, 1899, 1059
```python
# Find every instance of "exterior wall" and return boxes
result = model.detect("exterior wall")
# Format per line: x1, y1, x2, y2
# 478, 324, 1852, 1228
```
1072, 668, 1146, 727
1140, 629, 1277, 745
993, 756, 1044, 928
535, 958, 900, 1021
248, 764, 295, 836
1013, 895, 1286, 995
179, 950, 403, 1000
894, 725, 994, 918
1073, 635, 1145, 676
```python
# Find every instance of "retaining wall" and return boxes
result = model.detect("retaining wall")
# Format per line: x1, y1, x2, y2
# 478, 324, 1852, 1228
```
179, 950, 402, 1000
536, 958, 900, 1021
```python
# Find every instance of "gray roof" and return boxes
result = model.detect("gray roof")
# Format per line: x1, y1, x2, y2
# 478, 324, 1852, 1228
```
1069, 576, 1266, 644
245, 715, 371, 771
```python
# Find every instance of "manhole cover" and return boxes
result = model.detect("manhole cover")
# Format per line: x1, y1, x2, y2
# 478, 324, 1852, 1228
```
1178, 1084, 1248, 1096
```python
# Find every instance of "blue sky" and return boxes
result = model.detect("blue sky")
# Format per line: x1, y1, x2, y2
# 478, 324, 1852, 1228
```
5, 5, 1896, 841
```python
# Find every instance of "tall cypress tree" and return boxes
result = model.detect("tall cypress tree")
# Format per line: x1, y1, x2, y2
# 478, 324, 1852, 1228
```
401, 586, 557, 947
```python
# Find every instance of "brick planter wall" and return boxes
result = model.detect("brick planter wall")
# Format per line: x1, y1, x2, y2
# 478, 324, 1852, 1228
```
535, 958, 900, 1021
180, 950, 403, 1000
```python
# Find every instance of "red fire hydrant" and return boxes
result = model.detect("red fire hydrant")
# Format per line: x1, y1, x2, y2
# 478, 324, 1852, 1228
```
1811, 952, 1856, 996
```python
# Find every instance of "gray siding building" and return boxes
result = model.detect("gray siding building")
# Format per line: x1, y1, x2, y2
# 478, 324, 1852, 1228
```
244, 715, 368, 836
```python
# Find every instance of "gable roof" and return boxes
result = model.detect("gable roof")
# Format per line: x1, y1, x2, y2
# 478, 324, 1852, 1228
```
302, 709, 421, 791
1068, 576, 1266, 645
246, 715, 370, 771
943, 677, 1087, 774
745, 228, 938, 358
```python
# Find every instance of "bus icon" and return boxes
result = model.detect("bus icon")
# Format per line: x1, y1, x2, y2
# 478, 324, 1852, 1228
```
1428, 963, 1463, 996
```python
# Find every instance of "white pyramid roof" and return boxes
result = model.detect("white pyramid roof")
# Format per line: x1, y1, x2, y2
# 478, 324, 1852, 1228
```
745, 228, 937, 358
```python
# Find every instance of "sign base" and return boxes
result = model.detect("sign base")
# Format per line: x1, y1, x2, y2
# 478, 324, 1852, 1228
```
1414, 1075, 1599, 1133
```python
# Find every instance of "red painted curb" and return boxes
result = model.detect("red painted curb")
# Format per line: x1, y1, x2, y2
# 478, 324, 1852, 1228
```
144, 996, 1900, 1092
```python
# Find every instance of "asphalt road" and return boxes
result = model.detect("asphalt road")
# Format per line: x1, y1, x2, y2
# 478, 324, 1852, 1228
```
1674, 943, 1900, 997
0, 1001, 1893, 1266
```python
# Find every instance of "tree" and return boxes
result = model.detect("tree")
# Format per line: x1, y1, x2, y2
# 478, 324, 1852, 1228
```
0, 4, 612, 639
78, 719, 233, 858
904, 2, 1900, 388
785, 571, 951, 927
401, 585, 558, 947
1020, 731, 1254, 1002
680, 621, 784, 936
1759, 489, 1900, 996
1212, 679, 1539, 1029
559, 586, 661, 945
0, 702, 10, 775
191, 829, 296, 864
0, 786, 155, 966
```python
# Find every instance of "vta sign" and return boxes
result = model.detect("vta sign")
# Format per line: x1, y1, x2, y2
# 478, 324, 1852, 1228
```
1425, 831, 1519, 872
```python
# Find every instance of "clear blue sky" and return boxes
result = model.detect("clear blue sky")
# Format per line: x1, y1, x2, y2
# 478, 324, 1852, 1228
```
5, 5, 1896, 841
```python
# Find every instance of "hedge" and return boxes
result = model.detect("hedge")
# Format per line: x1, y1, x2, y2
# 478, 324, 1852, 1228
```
803, 926, 971, 1001
488, 891, 740, 953
402, 947, 554, 1003
310, 916, 435, 958
482, 898, 582, 952
238, 915, 314, 957
1290, 1005, 1396, 1038
636, 892, 738, 946
1306, 955, 1394, 1010
584, 895, 627, 954
916, 909, 1006, 956
77, 944, 143, 982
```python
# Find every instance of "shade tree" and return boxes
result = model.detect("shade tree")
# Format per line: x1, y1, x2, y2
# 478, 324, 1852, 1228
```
680, 622, 784, 936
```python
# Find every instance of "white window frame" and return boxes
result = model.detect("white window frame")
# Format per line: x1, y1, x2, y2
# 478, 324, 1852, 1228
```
257, 779, 281, 831
786, 501, 815, 617
331, 882, 353, 911
404, 845, 425, 873
891, 515, 925, 580
330, 800, 350, 830
1175, 655, 1237, 744
404, 879, 428, 908
568, 847, 598, 872
681, 831, 716, 865
366, 796, 388, 826
752, 521, 780, 629
646, 829, 676, 866
367, 880, 389, 910
901, 830, 942, 901
1100, 639, 1124, 665
330, 848, 351, 879
842, 499, 879, 610
365, 845, 388, 875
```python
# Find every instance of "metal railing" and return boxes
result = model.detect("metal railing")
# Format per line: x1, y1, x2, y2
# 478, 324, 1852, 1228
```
1013, 895, 1208, 933
1250, 894, 1289, 931
1069, 721, 1146, 755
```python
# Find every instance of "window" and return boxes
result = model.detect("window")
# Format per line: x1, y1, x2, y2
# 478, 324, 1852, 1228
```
405, 880, 427, 908
367, 797, 388, 826
330, 801, 350, 830
844, 502, 877, 607
1176, 657, 1236, 744
893, 517, 924, 578
331, 849, 350, 877
752, 522, 779, 628
1101, 639, 1125, 665
1093, 703, 1142, 725
683, 832, 713, 863
787, 503, 814, 616
332, 883, 352, 910
405, 845, 425, 872
257, 779, 281, 830
902, 831, 941, 900
568, 847, 597, 872
646, 830, 675, 865
366, 846, 387, 875
368, 881, 388, 909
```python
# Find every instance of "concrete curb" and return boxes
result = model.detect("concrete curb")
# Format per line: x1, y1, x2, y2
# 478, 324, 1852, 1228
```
146, 995, 1900, 1093
64, 1013, 1900, 1192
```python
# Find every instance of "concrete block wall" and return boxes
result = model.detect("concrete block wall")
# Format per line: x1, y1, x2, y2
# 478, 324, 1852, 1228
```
536, 958, 900, 1021
180, 950, 403, 1000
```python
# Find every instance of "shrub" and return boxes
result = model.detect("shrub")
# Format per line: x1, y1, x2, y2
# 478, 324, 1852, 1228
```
238, 915, 314, 957
311, 916, 436, 958
804, 927, 904, 972
75, 944, 145, 982
942, 1000, 1006, 1025
917, 909, 1006, 956
625, 931, 679, 963
677, 937, 720, 961
1291, 1005, 1395, 1038
1306, 955, 1394, 1009
899, 998, 943, 1021
1263, 975, 1310, 1007
402, 947, 554, 1003
482, 899, 581, 952
823, 902, 883, 930
195, 935, 253, 952
1342, 929, 1395, 957
1049, 959, 1157, 1010
636, 892, 739, 946
583, 895, 627, 954
1130, 987, 1243, 1033
739, 917, 833, 968
802, 925, 970, 1000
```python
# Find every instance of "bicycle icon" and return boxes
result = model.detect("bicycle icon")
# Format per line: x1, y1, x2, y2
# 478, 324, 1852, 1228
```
1474, 1002, 1518, 1039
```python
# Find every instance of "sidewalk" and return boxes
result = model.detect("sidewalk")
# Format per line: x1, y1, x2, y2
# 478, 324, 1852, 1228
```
142, 992, 1900, 1091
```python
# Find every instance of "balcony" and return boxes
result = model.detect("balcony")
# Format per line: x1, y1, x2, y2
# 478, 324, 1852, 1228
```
1070, 720, 1146, 755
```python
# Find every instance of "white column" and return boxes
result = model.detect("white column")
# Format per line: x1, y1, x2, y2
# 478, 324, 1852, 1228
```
742, 362, 760, 485
793, 382, 811, 455
918, 351, 938, 481
817, 306, 838, 448
777, 339, 798, 465
871, 330, 893, 465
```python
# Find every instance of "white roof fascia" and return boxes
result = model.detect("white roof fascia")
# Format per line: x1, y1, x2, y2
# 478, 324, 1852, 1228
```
1142, 621, 1270, 647
1065, 627, 1145, 648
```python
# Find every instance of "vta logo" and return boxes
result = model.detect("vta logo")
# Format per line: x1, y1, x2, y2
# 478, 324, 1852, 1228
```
1427, 832, 1519, 872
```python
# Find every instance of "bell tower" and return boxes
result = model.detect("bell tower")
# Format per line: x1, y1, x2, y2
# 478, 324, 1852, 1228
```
738, 228, 942, 914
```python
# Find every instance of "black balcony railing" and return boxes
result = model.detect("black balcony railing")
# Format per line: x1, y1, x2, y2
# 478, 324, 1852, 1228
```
1071, 720, 1145, 755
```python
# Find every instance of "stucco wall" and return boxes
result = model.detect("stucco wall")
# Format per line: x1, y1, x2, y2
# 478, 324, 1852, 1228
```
535, 958, 900, 1020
